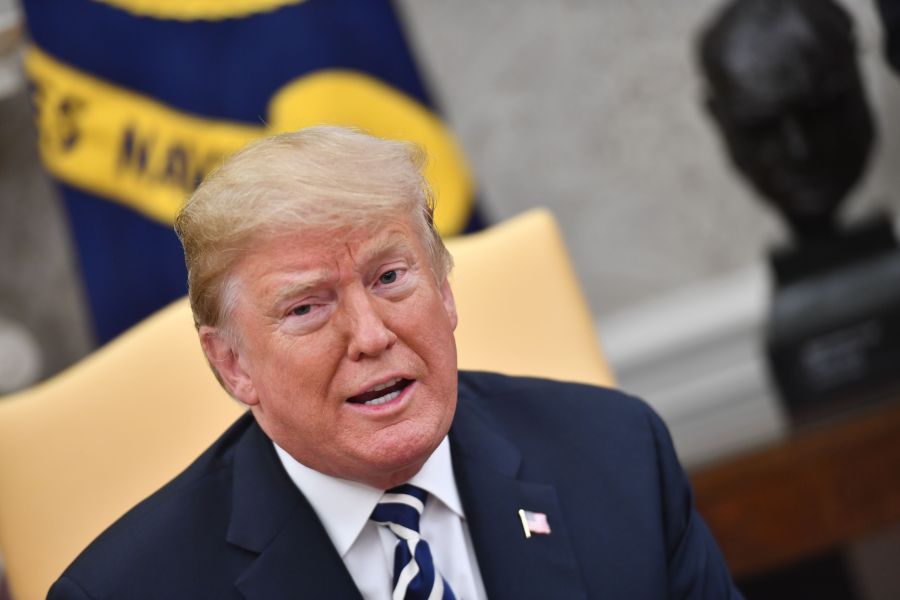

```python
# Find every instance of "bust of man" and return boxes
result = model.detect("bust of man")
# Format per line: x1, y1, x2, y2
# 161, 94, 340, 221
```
697, 0, 875, 241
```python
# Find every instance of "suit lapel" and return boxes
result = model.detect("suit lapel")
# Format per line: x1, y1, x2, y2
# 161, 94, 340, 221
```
450, 387, 589, 600
226, 422, 363, 600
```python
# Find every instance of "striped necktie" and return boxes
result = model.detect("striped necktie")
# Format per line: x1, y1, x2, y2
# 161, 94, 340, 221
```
370, 484, 457, 600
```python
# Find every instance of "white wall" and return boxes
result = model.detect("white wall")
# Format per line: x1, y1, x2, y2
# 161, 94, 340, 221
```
398, 0, 900, 317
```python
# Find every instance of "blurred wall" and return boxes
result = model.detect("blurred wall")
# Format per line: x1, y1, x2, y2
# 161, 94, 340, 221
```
0, 1, 92, 390
398, 0, 900, 316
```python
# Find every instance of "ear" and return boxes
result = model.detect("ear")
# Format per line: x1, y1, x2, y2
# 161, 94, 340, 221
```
199, 325, 259, 406
439, 278, 458, 331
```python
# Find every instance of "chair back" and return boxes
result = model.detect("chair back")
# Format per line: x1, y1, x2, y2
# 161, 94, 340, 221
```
450, 208, 613, 385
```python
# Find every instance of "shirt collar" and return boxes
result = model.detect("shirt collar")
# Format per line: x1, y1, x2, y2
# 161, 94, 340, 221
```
273, 436, 464, 557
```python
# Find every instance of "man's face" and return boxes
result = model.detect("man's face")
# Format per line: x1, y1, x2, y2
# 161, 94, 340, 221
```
203, 217, 458, 489
708, 73, 873, 230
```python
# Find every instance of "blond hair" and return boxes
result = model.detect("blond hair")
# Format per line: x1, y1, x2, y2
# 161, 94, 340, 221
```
175, 126, 452, 330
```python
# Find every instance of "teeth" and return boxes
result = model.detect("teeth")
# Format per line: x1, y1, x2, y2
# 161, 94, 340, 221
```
364, 390, 400, 406
368, 378, 401, 393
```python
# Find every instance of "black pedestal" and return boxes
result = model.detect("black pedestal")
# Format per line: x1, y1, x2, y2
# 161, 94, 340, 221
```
766, 216, 900, 421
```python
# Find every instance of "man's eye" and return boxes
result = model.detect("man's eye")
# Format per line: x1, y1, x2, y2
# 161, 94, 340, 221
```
291, 304, 312, 316
379, 270, 398, 285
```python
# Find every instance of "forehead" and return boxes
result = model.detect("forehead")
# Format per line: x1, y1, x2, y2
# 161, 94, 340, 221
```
712, 54, 860, 124
236, 219, 423, 283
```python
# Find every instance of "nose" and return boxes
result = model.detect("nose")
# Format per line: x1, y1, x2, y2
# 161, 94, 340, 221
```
342, 286, 397, 361
780, 116, 810, 161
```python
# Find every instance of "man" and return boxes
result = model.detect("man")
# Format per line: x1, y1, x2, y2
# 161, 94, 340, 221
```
49, 127, 742, 599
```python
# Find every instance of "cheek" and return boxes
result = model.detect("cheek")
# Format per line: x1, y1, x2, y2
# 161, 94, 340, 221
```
419, 320, 458, 384
287, 325, 341, 362
403, 305, 454, 355
255, 364, 333, 433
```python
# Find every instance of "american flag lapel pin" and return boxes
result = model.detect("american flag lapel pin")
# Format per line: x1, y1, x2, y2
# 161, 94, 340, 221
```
518, 509, 551, 538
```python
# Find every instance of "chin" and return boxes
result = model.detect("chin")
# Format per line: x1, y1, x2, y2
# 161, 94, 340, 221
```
358, 421, 447, 484
352, 450, 429, 489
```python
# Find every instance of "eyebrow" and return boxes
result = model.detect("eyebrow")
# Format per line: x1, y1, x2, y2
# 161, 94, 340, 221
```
355, 232, 415, 265
272, 271, 333, 307
270, 232, 416, 307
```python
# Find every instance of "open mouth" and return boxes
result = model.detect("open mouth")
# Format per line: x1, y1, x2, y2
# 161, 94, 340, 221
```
347, 378, 413, 406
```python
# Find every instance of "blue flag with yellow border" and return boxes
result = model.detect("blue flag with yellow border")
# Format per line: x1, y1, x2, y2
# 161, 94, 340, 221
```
21, 0, 483, 344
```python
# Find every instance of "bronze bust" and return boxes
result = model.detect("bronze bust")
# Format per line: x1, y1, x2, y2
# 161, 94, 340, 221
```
698, 0, 874, 242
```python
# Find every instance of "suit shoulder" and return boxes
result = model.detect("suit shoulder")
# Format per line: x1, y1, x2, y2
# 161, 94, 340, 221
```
55, 413, 256, 597
455, 370, 672, 461
457, 370, 656, 424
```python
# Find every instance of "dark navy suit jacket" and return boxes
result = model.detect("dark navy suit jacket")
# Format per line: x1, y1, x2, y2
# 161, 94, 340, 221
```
49, 372, 743, 599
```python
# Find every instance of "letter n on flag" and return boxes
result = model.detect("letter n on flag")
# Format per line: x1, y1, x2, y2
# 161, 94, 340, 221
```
19, 0, 485, 345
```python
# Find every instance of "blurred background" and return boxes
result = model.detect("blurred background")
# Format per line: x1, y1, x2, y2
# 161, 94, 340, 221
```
2, 0, 900, 598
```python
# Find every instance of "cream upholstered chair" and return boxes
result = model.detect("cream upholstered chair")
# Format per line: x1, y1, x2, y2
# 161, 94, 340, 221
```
450, 208, 613, 385
0, 207, 612, 600
0, 302, 242, 600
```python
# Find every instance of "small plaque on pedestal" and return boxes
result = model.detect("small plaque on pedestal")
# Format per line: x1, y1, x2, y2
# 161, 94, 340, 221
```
766, 217, 900, 421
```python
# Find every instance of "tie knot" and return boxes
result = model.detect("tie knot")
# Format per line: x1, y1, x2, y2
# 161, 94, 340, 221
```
371, 484, 428, 536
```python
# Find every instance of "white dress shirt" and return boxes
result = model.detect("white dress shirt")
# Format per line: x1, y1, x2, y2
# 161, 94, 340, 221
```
274, 437, 488, 600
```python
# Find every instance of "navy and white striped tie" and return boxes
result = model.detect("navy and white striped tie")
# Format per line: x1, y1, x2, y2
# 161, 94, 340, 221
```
370, 484, 457, 600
